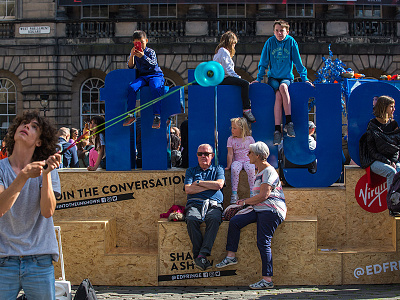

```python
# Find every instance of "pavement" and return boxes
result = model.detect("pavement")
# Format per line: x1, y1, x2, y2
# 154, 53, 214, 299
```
68, 284, 400, 299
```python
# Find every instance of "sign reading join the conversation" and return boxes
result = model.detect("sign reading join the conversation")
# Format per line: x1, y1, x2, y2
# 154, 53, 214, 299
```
19, 26, 50, 35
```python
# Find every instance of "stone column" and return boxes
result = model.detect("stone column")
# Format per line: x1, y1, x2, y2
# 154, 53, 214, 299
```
256, 4, 275, 36
326, 5, 348, 36
115, 6, 139, 37
186, 5, 208, 36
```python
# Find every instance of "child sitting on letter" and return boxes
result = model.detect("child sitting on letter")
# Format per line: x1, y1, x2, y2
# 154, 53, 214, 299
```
125, 30, 165, 129
225, 117, 256, 203
252, 20, 312, 145
213, 31, 256, 123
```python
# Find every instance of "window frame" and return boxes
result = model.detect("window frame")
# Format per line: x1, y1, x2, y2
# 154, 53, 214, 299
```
149, 4, 177, 18
81, 5, 109, 19
0, 0, 15, 20
286, 4, 314, 18
354, 5, 382, 19
80, 77, 105, 131
0, 77, 16, 141
217, 3, 246, 18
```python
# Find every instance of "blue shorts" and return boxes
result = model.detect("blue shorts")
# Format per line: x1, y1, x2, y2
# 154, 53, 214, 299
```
267, 78, 293, 92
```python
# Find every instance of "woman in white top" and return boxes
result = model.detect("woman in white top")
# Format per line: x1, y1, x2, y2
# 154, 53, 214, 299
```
213, 31, 256, 123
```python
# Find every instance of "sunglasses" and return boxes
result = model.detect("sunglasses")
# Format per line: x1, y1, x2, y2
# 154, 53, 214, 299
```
197, 152, 213, 157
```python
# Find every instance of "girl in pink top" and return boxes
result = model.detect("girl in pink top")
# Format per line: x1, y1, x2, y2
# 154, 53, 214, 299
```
226, 117, 256, 203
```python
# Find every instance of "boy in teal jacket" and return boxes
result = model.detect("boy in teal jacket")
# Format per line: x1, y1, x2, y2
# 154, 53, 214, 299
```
253, 20, 312, 145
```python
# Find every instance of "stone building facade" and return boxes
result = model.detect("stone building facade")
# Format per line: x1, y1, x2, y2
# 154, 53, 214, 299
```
0, 1, 399, 139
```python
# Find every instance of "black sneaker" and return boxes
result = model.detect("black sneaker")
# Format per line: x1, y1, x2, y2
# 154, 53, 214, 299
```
243, 110, 256, 123
194, 257, 211, 271
123, 114, 136, 126
152, 115, 161, 129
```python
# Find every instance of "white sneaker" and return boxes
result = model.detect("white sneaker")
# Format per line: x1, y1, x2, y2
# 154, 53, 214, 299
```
249, 279, 274, 289
230, 194, 239, 204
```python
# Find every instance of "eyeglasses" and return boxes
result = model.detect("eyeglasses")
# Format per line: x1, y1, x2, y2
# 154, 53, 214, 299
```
197, 152, 213, 157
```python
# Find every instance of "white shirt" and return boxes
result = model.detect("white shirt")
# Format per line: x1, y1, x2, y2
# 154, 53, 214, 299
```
213, 47, 240, 78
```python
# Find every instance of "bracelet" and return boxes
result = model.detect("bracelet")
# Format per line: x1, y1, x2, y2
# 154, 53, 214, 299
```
243, 200, 246, 206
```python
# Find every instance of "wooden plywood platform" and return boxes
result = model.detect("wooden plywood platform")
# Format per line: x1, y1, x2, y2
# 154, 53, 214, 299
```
53, 166, 400, 286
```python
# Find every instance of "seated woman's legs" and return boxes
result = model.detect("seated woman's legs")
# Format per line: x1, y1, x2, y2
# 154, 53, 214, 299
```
256, 211, 282, 281
370, 160, 397, 188
226, 210, 257, 255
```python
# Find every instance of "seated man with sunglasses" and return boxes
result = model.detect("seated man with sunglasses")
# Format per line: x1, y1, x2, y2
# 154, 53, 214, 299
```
184, 144, 225, 271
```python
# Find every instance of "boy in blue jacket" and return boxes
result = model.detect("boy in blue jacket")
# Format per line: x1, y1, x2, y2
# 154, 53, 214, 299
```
253, 20, 312, 145
125, 30, 165, 129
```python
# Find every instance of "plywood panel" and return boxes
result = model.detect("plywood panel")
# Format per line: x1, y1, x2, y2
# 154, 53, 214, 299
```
345, 166, 394, 248
53, 220, 158, 286
158, 217, 342, 286
56, 170, 186, 250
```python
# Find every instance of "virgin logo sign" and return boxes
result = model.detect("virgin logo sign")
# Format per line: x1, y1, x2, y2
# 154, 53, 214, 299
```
355, 174, 387, 213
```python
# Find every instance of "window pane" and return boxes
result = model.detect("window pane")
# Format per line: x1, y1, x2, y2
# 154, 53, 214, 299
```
100, 6, 108, 18
8, 92, 15, 103
168, 5, 176, 17
150, 5, 158, 17
0, 3, 5, 16
0, 115, 7, 126
287, 5, 295, 16
237, 5, 245, 17
8, 104, 15, 114
219, 5, 227, 17
159, 5, 168, 16
82, 6, 90, 17
296, 5, 303, 16
0, 92, 6, 104
7, 2, 13, 16
305, 5, 313, 17
0, 104, 7, 114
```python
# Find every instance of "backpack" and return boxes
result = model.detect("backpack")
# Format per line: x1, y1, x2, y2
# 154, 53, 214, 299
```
73, 278, 97, 300
386, 171, 400, 217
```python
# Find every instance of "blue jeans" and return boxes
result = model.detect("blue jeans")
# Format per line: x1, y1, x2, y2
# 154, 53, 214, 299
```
0, 255, 55, 300
267, 78, 293, 92
370, 160, 400, 188
127, 74, 165, 115
226, 210, 282, 277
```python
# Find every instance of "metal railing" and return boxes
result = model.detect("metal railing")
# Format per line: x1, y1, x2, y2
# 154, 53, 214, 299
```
61, 18, 397, 40
65, 21, 115, 38
0, 22, 14, 38
137, 20, 185, 37
348, 20, 397, 37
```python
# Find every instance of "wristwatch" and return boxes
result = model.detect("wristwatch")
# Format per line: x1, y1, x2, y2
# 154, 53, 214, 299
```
196, 180, 200, 185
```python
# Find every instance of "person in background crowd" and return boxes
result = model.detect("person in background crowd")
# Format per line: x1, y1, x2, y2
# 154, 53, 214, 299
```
0, 138, 7, 160
87, 116, 106, 171
57, 127, 79, 168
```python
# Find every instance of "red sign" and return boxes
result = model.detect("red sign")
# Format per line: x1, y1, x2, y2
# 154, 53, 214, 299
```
355, 174, 387, 213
